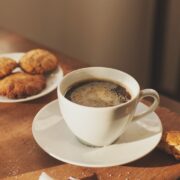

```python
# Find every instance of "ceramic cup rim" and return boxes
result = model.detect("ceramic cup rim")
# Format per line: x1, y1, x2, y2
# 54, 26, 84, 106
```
58, 67, 140, 110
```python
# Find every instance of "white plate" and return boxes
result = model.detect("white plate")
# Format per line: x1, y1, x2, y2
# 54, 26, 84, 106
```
32, 100, 162, 167
0, 53, 63, 103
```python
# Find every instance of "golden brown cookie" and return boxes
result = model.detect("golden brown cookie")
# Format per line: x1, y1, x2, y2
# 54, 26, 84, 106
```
0, 72, 46, 99
19, 49, 58, 74
158, 131, 180, 160
0, 57, 18, 78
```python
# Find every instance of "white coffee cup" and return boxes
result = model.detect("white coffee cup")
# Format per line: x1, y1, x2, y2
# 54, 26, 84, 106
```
57, 67, 159, 147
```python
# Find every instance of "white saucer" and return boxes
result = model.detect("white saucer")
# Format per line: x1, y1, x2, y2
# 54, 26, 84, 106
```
32, 100, 162, 167
0, 53, 63, 103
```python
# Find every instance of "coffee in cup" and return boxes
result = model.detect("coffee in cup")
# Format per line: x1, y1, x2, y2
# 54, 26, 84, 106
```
65, 79, 131, 107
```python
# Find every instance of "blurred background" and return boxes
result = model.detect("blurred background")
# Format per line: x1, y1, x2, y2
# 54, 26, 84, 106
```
0, 0, 179, 101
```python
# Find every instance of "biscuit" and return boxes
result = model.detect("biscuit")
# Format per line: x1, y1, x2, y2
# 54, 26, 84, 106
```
0, 72, 46, 99
0, 57, 18, 78
158, 131, 180, 160
19, 49, 58, 74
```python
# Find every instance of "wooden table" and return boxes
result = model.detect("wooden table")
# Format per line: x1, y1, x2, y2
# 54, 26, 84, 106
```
0, 29, 180, 180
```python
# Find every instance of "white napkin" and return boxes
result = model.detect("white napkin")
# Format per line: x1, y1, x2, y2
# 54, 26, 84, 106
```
39, 172, 54, 180
39, 172, 80, 180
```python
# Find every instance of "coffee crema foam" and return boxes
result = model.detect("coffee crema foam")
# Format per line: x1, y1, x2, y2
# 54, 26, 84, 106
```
65, 79, 131, 107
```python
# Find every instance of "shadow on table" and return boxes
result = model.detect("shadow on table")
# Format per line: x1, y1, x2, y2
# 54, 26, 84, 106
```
126, 149, 178, 167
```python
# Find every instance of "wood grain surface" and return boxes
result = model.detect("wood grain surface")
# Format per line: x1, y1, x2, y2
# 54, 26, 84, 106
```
0, 28, 180, 180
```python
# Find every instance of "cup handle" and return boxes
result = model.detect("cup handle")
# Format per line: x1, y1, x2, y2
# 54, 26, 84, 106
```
132, 89, 160, 122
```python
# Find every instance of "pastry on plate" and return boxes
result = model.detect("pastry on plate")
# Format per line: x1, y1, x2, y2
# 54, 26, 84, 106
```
0, 72, 46, 99
0, 57, 18, 78
19, 49, 58, 74
158, 131, 180, 160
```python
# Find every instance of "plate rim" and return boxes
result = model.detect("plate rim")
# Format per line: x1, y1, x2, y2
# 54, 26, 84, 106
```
0, 52, 64, 103
32, 100, 163, 167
